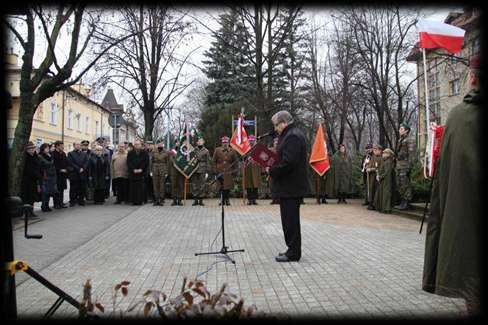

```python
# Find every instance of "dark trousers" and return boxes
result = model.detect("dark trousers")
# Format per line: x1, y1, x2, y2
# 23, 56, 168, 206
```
146, 176, 153, 201
69, 179, 86, 204
53, 190, 64, 206
279, 198, 302, 260
113, 178, 128, 203
246, 188, 258, 201
94, 189, 106, 203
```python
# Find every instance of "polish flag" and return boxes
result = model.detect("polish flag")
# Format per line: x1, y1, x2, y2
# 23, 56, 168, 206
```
417, 20, 465, 54
230, 113, 251, 156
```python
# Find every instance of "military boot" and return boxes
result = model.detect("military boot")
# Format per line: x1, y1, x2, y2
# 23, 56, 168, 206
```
198, 199, 204, 206
192, 199, 199, 206
177, 199, 183, 206
394, 200, 408, 210
171, 199, 178, 206
153, 199, 160, 206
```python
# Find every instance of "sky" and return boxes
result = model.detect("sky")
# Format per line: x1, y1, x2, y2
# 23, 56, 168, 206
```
6, 5, 461, 117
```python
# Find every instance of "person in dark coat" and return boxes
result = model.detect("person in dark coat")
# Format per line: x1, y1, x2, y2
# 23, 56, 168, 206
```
373, 148, 394, 213
20, 141, 42, 210
68, 142, 89, 206
52, 141, 69, 209
244, 135, 262, 205
361, 144, 373, 205
422, 54, 481, 315
88, 145, 111, 204
267, 110, 309, 262
333, 144, 352, 204
127, 140, 149, 205
38, 143, 58, 212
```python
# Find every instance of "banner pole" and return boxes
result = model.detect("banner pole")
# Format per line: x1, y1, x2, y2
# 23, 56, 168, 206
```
422, 48, 431, 179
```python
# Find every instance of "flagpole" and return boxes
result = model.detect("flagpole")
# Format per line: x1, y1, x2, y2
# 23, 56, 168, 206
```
422, 48, 431, 179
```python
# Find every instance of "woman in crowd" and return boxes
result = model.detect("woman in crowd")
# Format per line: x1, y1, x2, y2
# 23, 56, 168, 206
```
333, 144, 352, 204
88, 145, 111, 204
111, 143, 129, 204
21, 141, 42, 214
38, 143, 58, 212
374, 148, 395, 213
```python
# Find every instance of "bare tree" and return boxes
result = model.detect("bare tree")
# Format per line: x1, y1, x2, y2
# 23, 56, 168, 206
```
93, 6, 196, 141
4, 5, 138, 196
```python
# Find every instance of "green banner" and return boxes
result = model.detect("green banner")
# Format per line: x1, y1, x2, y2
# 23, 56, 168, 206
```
173, 137, 200, 179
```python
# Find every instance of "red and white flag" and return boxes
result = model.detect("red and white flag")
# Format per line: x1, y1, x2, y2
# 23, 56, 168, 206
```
230, 113, 251, 156
309, 123, 330, 176
417, 19, 465, 54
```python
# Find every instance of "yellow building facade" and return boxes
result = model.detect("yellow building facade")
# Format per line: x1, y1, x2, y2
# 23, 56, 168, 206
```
6, 54, 137, 151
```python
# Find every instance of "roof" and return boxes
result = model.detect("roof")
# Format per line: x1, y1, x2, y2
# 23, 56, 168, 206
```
67, 87, 113, 114
101, 88, 124, 112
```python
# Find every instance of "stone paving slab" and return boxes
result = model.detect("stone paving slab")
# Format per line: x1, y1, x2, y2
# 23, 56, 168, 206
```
13, 198, 467, 319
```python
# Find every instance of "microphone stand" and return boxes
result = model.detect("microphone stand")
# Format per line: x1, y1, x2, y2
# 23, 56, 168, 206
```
194, 137, 271, 264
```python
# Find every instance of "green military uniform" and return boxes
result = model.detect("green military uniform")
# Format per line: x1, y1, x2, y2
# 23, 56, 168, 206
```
333, 151, 352, 203
190, 145, 210, 205
366, 153, 383, 209
315, 154, 334, 204
212, 144, 237, 205
395, 130, 415, 209
169, 154, 184, 206
244, 157, 262, 205
152, 149, 169, 205
373, 154, 393, 213
423, 89, 481, 312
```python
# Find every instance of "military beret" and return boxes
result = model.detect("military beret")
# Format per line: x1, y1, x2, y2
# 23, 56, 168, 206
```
365, 143, 373, 149
221, 136, 230, 143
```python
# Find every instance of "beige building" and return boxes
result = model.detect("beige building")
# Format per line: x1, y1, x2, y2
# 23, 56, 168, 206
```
407, 8, 480, 155
6, 53, 138, 151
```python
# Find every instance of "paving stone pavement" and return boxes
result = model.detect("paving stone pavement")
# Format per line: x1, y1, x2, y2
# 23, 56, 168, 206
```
13, 198, 467, 319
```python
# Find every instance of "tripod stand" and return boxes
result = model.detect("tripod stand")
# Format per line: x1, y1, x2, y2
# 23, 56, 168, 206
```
194, 176, 244, 264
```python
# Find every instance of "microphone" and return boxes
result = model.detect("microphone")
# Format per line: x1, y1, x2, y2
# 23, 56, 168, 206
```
257, 131, 275, 140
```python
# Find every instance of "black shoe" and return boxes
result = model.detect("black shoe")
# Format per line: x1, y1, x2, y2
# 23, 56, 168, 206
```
337, 199, 341, 204
79, 201, 85, 206
115, 201, 122, 204
69, 202, 76, 207
367, 205, 375, 210
53, 205, 62, 209
275, 255, 300, 262
171, 199, 177, 206
225, 200, 230, 206
177, 200, 183, 206
198, 200, 204, 206
322, 199, 328, 204
252, 200, 258, 205
192, 199, 199, 206
362, 201, 369, 206
160, 200, 165, 206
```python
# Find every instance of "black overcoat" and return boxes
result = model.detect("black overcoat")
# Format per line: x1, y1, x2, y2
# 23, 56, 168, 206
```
53, 150, 70, 190
88, 154, 111, 190
21, 152, 42, 204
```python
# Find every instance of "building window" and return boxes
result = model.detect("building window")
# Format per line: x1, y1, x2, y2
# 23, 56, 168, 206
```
85, 117, 90, 134
36, 104, 44, 121
50, 102, 57, 125
449, 79, 460, 96
67, 110, 73, 129
35, 138, 43, 147
427, 58, 441, 123
76, 113, 81, 131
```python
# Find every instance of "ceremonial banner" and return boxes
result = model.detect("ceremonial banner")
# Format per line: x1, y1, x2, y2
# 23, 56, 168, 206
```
423, 123, 445, 178
230, 113, 251, 156
417, 20, 465, 54
250, 143, 279, 168
173, 124, 199, 179
309, 123, 330, 176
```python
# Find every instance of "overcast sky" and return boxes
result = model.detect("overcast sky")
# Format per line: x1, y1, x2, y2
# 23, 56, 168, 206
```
7, 5, 461, 112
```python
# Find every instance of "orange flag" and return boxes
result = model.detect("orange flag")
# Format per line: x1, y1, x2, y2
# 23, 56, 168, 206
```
309, 123, 330, 176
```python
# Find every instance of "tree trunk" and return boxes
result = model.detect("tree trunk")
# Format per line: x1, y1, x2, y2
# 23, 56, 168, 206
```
144, 106, 154, 141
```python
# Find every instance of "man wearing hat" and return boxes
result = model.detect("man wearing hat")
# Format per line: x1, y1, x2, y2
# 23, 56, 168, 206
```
361, 143, 374, 206
212, 135, 237, 206
81, 140, 90, 153
67, 142, 90, 206
191, 135, 211, 206
20, 141, 42, 214
394, 123, 415, 210
244, 135, 262, 205
373, 148, 395, 213
52, 141, 70, 209
365, 144, 383, 210
422, 54, 481, 315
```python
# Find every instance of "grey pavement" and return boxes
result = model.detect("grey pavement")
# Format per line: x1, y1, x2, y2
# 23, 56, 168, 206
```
12, 198, 467, 319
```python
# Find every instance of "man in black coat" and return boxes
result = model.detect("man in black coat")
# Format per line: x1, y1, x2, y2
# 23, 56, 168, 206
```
127, 140, 150, 205
67, 142, 89, 206
267, 110, 309, 262
21, 141, 42, 211
52, 141, 70, 209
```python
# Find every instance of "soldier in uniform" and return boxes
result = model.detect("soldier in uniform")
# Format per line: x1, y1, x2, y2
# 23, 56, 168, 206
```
212, 136, 237, 206
244, 135, 262, 205
333, 144, 352, 204
316, 152, 334, 204
366, 144, 383, 210
152, 142, 169, 206
191, 136, 211, 206
169, 144, 184, 206
361, 144, 373, 205
422, 54, 481, 315
394, 123, 415, 210
373, 148, 394, 213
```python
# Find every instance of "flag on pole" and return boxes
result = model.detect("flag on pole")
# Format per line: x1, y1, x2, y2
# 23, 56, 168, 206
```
423, 123, 445, 178
309, 123, 330, 176
230, 113, 251, 156
417, 19, 465, 54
